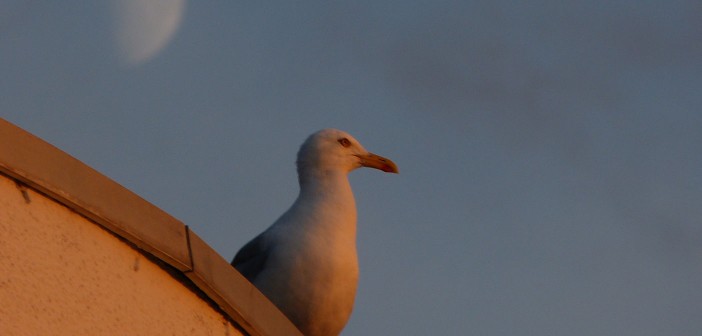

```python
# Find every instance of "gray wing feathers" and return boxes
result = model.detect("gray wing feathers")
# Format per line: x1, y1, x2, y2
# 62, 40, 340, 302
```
231, 232, 270, 282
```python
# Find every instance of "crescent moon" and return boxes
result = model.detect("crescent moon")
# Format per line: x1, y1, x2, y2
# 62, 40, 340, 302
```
111, 0, 186, 66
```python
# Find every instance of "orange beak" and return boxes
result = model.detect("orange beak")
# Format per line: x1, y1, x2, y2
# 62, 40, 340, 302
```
356, 152, 399, 173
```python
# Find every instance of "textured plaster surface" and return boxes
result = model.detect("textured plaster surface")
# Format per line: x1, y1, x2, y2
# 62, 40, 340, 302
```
0, 174, 243, 336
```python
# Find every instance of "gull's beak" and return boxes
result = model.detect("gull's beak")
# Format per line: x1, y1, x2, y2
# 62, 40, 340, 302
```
356, 152, 399, 173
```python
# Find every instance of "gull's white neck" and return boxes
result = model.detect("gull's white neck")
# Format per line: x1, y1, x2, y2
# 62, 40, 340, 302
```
294, 169, 357, 241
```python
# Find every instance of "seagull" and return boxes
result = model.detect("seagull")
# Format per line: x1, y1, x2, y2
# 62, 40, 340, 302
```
231, 129, 398, 336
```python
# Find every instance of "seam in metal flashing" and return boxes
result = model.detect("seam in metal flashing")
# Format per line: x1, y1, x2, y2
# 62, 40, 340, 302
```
185, 225, 195, 271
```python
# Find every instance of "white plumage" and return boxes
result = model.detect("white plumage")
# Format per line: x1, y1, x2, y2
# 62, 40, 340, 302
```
232, 129, 398, 336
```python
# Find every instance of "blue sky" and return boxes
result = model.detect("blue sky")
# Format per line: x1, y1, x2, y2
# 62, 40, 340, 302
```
2, 1, 702, 334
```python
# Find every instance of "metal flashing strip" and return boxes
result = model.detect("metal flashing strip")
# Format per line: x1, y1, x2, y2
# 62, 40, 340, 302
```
0, 118, 302, 336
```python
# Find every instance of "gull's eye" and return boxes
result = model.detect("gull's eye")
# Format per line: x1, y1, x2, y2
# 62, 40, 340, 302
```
338, 138, 352, 148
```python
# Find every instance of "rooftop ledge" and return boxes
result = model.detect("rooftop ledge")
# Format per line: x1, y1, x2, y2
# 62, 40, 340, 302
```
0, 118, 302, 336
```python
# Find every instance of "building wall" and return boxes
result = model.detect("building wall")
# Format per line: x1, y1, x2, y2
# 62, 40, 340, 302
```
0, 174, 243, 336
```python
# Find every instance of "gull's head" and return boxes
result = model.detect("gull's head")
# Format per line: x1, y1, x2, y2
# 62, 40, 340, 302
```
296, 129, 399, 177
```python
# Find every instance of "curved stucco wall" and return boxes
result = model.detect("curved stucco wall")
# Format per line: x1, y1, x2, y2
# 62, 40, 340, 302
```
0, 119, 302, 336
0, 173, 243, 335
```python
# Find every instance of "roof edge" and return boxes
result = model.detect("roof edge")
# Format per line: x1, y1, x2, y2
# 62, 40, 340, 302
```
0, 118, 302, 336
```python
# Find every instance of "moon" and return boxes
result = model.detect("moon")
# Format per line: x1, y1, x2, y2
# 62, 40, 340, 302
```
111, 0, 186, 66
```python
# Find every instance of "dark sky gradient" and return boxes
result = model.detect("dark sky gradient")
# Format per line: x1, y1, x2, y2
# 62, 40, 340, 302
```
2, 1, 702, 334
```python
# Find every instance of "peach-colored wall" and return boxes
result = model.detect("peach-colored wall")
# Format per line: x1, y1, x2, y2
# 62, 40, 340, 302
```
0, 174, 243, 336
